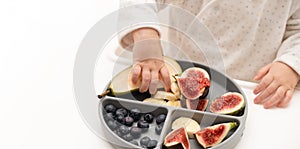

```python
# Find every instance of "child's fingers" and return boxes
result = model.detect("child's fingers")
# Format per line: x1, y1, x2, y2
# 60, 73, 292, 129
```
254, 63, 272, 81
263, 86, 286, 109
253, 74, 274, 95
277, 89, 293, 108
160, 66, 171, 92
131, 64, 141, 84
254, 81, 278, 104
149, 70, 159, 94
140, 67, 151, 93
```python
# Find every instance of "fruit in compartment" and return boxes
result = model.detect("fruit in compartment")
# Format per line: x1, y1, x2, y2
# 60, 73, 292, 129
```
210, 92, 245, 115
163, 127, 190, 149
104, 104, 116, 113
137, 120, 150, 132
156, 114, 167, 125
194, 122, 237, 148
153, 91, 178, 101
107, 120, 118, 130
176, 67, 210, 99
186, 99, 209, 111
118, 125, 130, 135
130, 126, 142, 139
106, 57, 182, 97
124, 116, 134, 126
171, 117, 201, 138
143, 113, 154, 123
115, 108, 128, 117
143, 98, 167, 105
147, 140, 158, 149
155, 123, 164, 135
122, 133, 134, 142
129, 108, 142, 122
140, 136, 151, 147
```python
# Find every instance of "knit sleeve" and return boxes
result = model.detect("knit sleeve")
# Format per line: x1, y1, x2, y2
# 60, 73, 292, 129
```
275, 8, 300, 76
118, 0, 162, 50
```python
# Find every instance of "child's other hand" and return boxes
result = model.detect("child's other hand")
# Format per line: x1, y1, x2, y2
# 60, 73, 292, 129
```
131, 59, 171, 94
253, 62, 299, 108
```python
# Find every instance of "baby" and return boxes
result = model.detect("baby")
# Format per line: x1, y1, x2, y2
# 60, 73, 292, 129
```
119, 0, 300, 109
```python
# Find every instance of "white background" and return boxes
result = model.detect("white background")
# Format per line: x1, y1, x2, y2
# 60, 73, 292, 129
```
0, 0, 118, 148
1, 1, 300, 149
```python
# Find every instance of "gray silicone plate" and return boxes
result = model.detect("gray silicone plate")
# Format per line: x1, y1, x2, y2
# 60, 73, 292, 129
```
98, 61, 248, 149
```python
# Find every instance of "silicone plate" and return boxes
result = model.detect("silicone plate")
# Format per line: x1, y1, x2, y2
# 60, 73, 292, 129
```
98, 61, 247, 149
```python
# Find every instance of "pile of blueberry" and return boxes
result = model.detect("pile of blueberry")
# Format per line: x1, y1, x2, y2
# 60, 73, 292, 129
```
103, 103, 167, 148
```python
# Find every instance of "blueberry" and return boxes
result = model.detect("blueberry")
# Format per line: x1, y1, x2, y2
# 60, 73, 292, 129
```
104, 104, 116, 113
140, 136, 151, 146
147, 140, 158, 149
130, 140, 139, 146
130, 126, 142, 139
116, 115, 125, 125
137, 120, 150, 129
114, 129, 122, 137
143, 113, 154, 123
119, 125, 130, 135
155, 123, 164, 135
122, 133, 134, 142
107, 120, 118, 130
115, 108, 128, 117
104, 113, 115, 121
156, 114, 166, 125
124, 116, 134, 126
129, 108, 142, 122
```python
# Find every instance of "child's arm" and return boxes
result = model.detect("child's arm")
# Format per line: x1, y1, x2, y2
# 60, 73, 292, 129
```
253, 8, 300, 108
118, 1, 171, 94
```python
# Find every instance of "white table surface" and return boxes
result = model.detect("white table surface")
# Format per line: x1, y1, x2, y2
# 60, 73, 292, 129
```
1, 1, 300, 149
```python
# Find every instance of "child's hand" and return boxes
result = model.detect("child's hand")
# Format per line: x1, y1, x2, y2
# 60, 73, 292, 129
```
253, 62, 299, 108
131, 59, 171, 94
130, 28, 171, 94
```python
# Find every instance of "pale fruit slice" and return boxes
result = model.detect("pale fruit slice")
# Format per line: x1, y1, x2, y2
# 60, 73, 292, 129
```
143, 98, 167, 105
166, 100, 181, 107
171, 82, 181, 98
109, 57, 182, 96
153, 91, 178, 101
194, 122, 237, 148
171, 117, 201, 138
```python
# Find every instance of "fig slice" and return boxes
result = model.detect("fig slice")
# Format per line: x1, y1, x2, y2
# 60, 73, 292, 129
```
176, 67, 210, 99
164, 127, 190, 149
210, 92, 245, 115
194, 122, 238, 148
171, 117, 200, 138
186, 99, 209, 111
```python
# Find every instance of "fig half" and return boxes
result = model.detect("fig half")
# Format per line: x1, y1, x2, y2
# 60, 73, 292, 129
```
186, 99, 209, 111
163, 127, 190, 149
210, 92, 245, 115
176, 67, 210, 100
194, 122, 237, 148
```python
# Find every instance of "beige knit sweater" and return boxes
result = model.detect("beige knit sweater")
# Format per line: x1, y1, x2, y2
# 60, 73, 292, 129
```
119, 0, 300, 82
